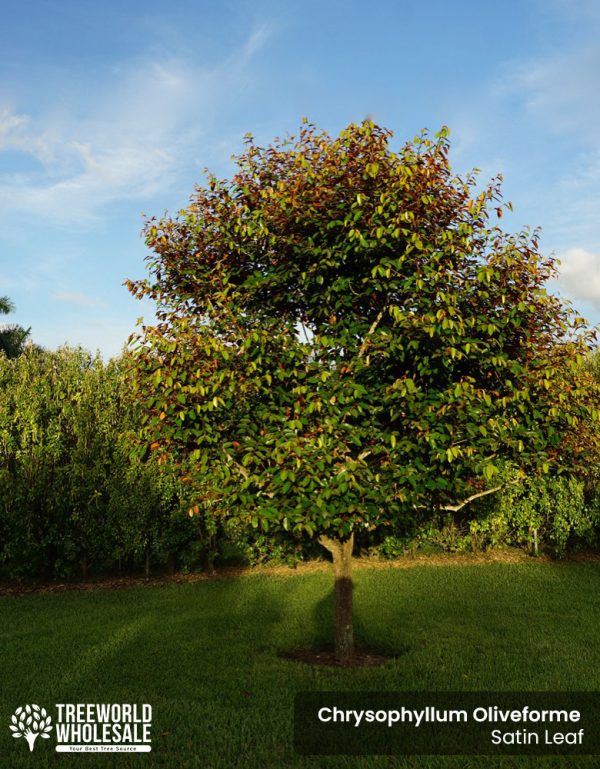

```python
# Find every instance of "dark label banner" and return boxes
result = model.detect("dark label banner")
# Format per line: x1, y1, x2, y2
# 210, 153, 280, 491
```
294, 692, 600, 755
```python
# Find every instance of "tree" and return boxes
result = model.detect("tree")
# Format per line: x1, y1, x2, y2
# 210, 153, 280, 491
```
10, 705, 52, 752
0, 295, 30, 358
127, 121, 598, 662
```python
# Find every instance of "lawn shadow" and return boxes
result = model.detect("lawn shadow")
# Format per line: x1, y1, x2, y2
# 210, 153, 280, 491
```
279, 578, 405, 666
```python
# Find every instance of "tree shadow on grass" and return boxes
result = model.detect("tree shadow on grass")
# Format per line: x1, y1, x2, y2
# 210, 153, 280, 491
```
278, 579, 407, 667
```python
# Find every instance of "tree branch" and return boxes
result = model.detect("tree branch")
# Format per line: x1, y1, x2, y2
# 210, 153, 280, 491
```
411, 478, 521, 513
358, 307, 386, 359
439, 485, 503, 512
440, 478, 521, 512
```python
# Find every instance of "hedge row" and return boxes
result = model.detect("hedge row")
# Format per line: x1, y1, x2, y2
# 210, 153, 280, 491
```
0, 348, 598, 581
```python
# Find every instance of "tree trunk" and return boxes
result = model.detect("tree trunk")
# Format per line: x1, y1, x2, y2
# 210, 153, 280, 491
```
167, 552, 176, 575
318, 533, 354, 663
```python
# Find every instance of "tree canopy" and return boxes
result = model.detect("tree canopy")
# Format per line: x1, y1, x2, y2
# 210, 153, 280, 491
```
128, 120, 598, 659
129, 121, 596, 525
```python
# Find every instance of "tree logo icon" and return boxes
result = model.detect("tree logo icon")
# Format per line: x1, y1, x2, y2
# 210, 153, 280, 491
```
9, 704, 53, 751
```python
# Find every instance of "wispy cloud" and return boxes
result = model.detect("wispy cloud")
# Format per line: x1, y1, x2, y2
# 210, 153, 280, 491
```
53, 291, 108, 309
0, 26, 272, 228
509, 46, 600, 143
236, 25, 272, 67
0, 107, 54, 163
476, 14, 600, 259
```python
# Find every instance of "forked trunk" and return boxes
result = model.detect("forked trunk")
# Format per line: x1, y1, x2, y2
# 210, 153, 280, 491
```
318, 533, 354, 662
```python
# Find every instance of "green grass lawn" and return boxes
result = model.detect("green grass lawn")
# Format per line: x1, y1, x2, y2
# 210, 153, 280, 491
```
1, 558, 599, 769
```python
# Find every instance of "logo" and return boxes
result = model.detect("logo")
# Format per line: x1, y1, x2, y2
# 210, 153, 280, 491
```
10, 705, 53, 752
8, 702, 152, 753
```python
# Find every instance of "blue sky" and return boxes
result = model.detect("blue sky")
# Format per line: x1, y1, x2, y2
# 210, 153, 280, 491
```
1, 0, 599, 358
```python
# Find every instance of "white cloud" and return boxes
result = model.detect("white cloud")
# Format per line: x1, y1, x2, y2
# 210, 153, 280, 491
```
510, 46, 600, 142
237, 26, 272, 66
0, 107, 54, 164
473, 26, 600, 257
0, 109, 27, 142
53, 291, 108, 309
557, 248, 600, 306
0, 26, 271, 227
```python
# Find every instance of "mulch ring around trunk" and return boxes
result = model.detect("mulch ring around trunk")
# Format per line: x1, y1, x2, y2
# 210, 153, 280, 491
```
279, 646, 392, 667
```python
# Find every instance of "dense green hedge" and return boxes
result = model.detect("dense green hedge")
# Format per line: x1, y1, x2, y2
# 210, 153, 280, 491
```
0, 348, 204, 580
0, 347, 598, 581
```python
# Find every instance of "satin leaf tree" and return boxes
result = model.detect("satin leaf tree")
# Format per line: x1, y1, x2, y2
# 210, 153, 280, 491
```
128, 121, 597, 662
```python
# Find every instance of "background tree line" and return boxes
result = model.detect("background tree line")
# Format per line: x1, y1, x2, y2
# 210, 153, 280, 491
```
0, 295, 30, 359
0, 346, 201, 580
0, 344, 598, 582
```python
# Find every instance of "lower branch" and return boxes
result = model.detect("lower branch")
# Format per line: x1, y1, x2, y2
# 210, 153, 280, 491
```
440, 484, 504, 512
413, 478, 522, 513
